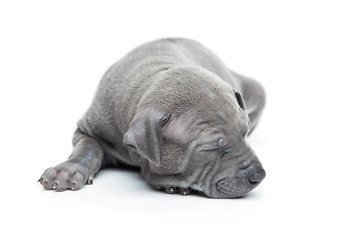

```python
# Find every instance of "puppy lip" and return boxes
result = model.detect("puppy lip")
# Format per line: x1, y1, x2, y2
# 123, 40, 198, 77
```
215, 177, 250, 198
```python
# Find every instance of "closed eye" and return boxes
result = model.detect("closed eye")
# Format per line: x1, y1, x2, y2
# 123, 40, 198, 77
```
220, 148, 231, 158
200, 138, 230, 158
201, 147, 231, 159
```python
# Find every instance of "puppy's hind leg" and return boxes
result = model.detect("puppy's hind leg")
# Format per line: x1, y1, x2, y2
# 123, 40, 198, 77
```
39, 129, 104, 191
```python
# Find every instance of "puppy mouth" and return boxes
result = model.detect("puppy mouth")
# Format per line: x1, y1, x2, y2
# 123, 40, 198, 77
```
216, 177, 256, 198
214, 161, 266, 198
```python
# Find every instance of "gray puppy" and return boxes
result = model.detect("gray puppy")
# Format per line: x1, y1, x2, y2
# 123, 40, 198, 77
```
39, 38, 266, 198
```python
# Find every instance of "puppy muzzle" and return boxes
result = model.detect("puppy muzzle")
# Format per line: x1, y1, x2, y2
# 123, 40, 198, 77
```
216, 163, 266, 198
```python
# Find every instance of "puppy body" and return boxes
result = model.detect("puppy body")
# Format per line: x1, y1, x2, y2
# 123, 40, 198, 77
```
39, 38, 266, 198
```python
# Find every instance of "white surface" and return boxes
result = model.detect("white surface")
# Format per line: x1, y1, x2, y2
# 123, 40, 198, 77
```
1, 1, 359, 239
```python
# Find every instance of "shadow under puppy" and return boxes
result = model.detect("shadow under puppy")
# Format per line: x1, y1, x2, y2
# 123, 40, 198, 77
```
39, 38, 266, 198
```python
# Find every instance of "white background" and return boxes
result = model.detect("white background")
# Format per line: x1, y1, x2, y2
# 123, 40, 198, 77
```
1, 0, 359, 239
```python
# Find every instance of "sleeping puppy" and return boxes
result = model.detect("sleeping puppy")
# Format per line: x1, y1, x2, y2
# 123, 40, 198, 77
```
39, 38, 266, 198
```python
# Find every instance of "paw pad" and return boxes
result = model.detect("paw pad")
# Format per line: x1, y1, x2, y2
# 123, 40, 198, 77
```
154, 185, 192, 195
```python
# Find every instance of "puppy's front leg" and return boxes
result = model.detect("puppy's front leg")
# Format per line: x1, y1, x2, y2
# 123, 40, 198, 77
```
39, 129, 104, 191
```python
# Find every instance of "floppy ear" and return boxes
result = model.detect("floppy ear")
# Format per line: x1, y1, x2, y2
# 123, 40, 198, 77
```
233, 90, 246, 110
123, 110, 171, 167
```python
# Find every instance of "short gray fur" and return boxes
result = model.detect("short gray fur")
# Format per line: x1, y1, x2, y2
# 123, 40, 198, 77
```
39, 38, 266, 198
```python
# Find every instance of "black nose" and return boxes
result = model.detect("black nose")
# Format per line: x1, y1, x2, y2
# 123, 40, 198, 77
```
248, 168, 266, 184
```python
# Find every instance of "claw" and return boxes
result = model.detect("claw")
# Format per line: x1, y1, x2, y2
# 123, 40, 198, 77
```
179, 188, 191, 195
52, 183, 58, 190
42, 181, 48, 188
87, 176, 93, 185
165, 186, 176, 194
38, 177, 43, 184
71, 182, 76, 190
154, 185, 162, 190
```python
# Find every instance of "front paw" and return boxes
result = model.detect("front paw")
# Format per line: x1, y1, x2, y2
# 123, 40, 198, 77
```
38, 162, 93, 191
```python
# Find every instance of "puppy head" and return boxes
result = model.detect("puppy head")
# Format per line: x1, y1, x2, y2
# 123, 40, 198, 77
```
123, 66, 265, 198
